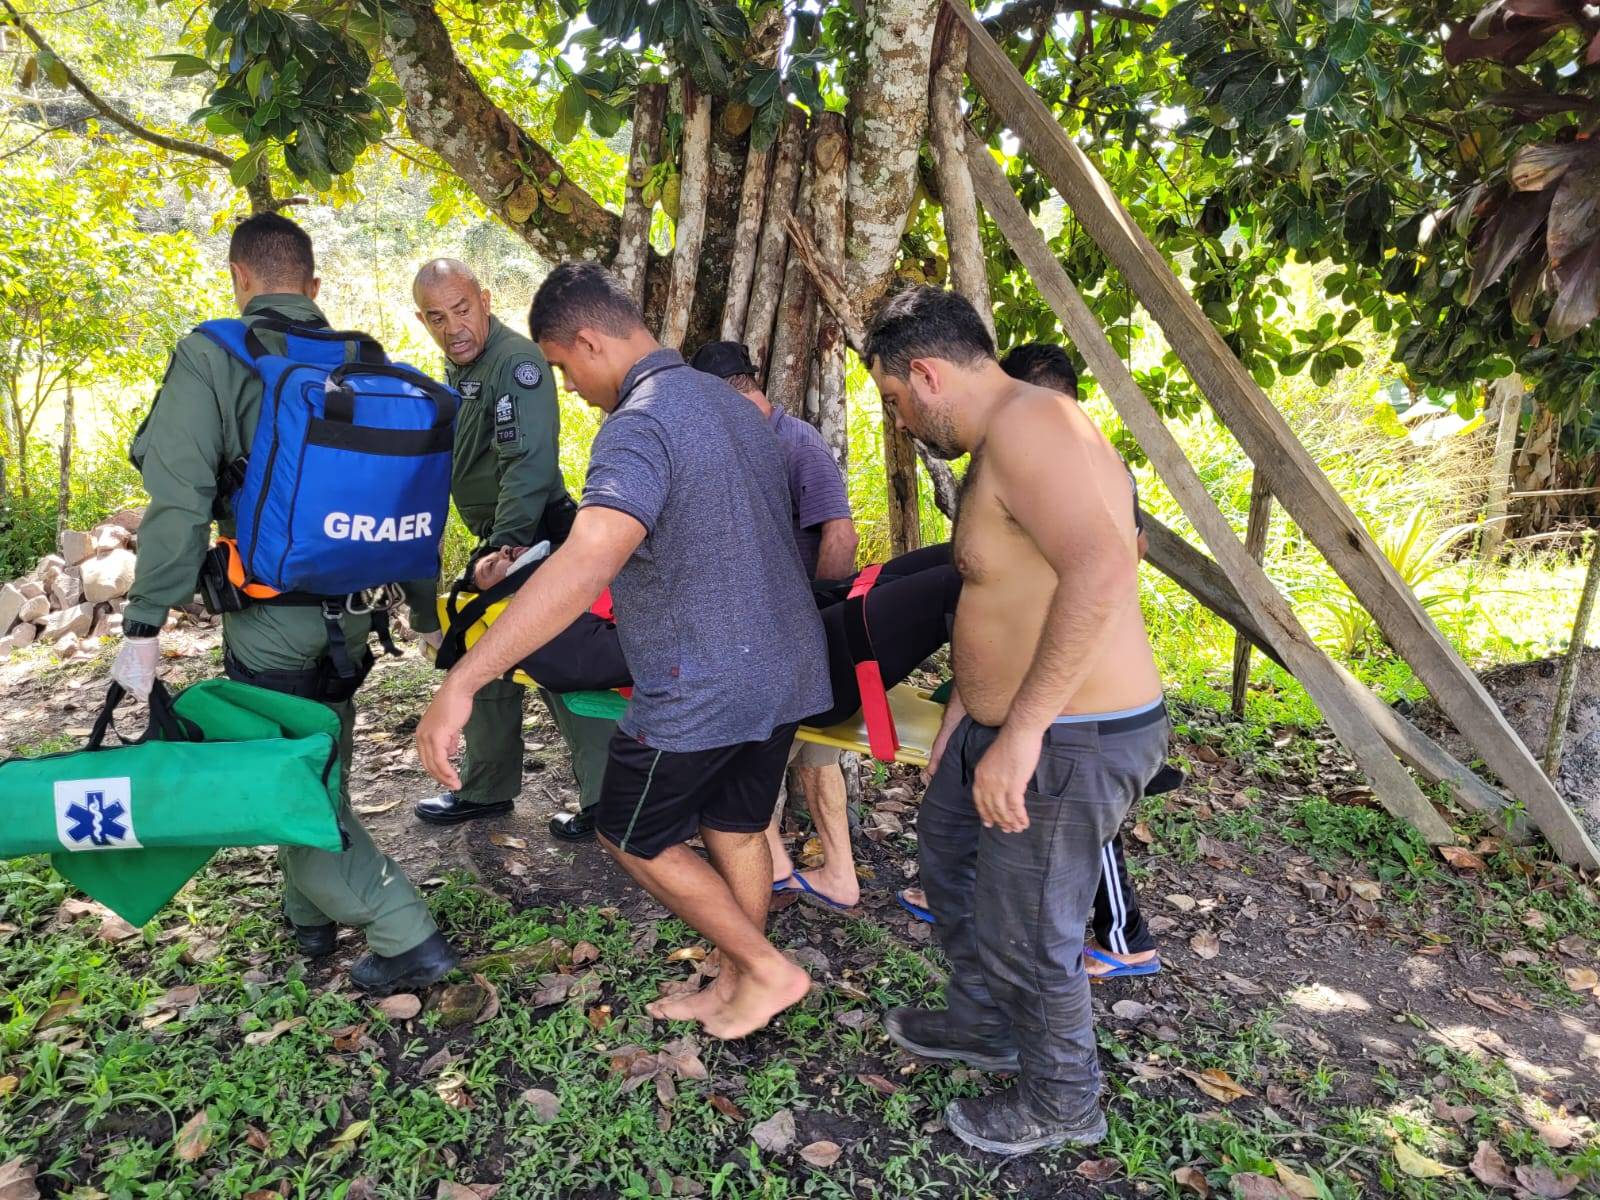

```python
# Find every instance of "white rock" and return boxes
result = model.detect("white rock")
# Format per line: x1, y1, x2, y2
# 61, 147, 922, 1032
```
35, 554, 65, 588
104, 613, 123, 638
106, 508, 143, 534
18, 595, 49, 624
0, 582, 22, 632
89, 609, 110, 639
59, 529, 95, 565
50, 568, 83, 609
17, 580, 44, 601
109, 597, 127, 615
0, 636, 13, 660
41, 602, 95, 643
11, 620, 37, 648
55, 632, 81, 658
92, 524, 132, 553
78, 636, 101, 656
81, 549, 136, 603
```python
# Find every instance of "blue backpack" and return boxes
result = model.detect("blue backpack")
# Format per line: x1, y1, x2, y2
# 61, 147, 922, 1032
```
199, 315, 457, 598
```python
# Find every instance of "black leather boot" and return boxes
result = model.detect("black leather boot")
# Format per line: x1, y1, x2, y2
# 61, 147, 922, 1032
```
350, 932, 460, 995
281, 904, 336, 958
549, 809, 596, 842
884, 1006, 1021, 1072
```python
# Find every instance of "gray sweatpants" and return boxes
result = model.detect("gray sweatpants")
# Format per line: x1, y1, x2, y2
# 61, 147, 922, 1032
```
918, 710, 1169, 1122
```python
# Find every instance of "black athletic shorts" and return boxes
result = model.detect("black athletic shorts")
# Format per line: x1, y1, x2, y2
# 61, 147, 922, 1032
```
596, 722, 800, 859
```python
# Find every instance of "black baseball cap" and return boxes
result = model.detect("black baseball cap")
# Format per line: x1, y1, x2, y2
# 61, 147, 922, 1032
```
689, 340, 758, 379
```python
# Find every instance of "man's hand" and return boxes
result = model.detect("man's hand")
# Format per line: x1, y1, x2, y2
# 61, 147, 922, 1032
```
416, 675, 475, 790
419, 629, 443, 662
970, 727, 1042, 834
922, 684, 966, 784
110, 636, 161, 700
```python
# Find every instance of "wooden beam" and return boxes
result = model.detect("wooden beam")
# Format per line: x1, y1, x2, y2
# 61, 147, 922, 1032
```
1143, 512, 1526, 839
1232, 475, 1274, 717
965, 136, 1454, 845
950, 0, 1598, 870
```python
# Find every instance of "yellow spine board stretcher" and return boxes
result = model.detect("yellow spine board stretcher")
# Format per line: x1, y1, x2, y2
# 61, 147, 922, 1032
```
440, 593, 944, 768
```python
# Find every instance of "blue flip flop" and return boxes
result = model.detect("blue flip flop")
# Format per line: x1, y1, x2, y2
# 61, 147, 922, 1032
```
896, 889, 936, 925
772, 873, 854, 911
1084, 947, 1161, 980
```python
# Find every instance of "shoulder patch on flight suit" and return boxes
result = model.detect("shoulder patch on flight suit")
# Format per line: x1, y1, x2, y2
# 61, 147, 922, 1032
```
494, 394, 519, 444
459, 380, 482, 400
513, 360, 542, 388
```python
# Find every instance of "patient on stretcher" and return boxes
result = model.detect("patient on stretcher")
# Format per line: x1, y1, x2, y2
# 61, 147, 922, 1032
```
441, 543, 961, 729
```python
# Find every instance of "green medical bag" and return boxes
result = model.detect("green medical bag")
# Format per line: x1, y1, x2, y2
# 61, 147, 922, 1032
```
0, 679, 345, 925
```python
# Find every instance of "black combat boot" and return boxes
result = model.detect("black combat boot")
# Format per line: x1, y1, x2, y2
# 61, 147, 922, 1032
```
350, 932, 460, 995
414, 792, 513, 826
549, 808, 596, 842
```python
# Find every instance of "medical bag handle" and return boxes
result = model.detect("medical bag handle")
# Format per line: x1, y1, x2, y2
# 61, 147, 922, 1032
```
323, 362, 460, 430
88, 681, 201, 750
241, 317, 386, 366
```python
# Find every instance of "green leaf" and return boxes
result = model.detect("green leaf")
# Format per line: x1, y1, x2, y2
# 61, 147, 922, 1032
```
588, 99, 624, 139
746, 67, 780, 108
553, 81, 587, 143
152, 53, 214, 80
1300, 50, 1344, 109
246, 59, 268, 100
1326, 18, 1373, 65
498, 32, 537, 50
228, 144, 265, 187
37, 49, 69, 89
369, 80, 403, 108
1270, 0, 1296, 39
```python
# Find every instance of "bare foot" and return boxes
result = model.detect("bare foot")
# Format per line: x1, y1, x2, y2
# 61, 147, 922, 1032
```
699, 959, 812, 1040
901, 887, 928, 910
1083, 942, 1158, 978
646, 964, 736, 1021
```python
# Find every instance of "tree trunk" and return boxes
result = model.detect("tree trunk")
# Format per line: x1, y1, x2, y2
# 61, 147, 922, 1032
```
658, 81, 712, 351
614, 83, 667, 306
684, 96, 756, 352
845, 0, 941, 317
1231, 473, 1274, 717
929, 17, 994, 340
810, 113, 851, 473
56, 372, 73, 535
744, 107, 808, 378
720, 138, 773, 340
766, 171, 818, 417
885, 417, 922, 554
1481, 373, 1522, 563
1543, 534, 1600, 777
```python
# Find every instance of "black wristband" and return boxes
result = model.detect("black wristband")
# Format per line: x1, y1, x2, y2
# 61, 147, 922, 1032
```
122, 619, 162, 639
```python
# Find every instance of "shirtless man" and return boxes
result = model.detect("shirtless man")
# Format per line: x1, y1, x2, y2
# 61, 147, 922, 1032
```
865, 289, 1169, 1156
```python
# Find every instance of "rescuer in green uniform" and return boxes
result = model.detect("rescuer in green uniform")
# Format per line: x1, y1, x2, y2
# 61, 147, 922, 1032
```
110, 214, 459, 994
409, 258, 615, 836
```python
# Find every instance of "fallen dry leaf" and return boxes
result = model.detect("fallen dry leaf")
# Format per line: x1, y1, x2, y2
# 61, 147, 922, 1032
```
1469, 1140, 1515, 1189
1165, 893, 1198, 912
1172, 1164, 1212, 1197
1500, 947, 1541, 967
376, 994, 422, 1021
571, 941, 601, 965
1075, 1157, 1119, 1182
435, 1070, 473, 1110
353, 797, 404, 815
1439, 845, 1487, 871
327, 1119, 371, 1151
708, 1094, 745, 1121
1348, 879, 1381, 902
1562, 966, 1599, 992
799, 1140, 841, 1168
487, 833, 527, 850
1526, 1115, 1576, 1151
750, 1108, 795, 1154
1219, 971, 1265, 996
1466, 988, 1513, 1017
244, 1126, 270, 1153
1190, 930, 1222, 960
1514, 1163, 1580, 1198
587, 1004, 612, 1031
1132, 821, 1155, 845
0, 1077, 17, 1099
520, 1088, 560, 1124
0, 1158, 39, 1200
1272, 1160, 1318, 1199
172, 1110, 212, 1163
244, 1016, 307, 1046
1555, 934, 1589, 958
1522, 909, 1551, 932
242, 1190, 279, 1200
330, 1023, 370, 1053
1431, 1095, 1475, 1125
140, 1009, 178, 1031
472, 974, 501, 1024
1177, 1068, 1253, 1104
666, 946, 707, 962
856, 1073, 900, 1096
1112, 999, 1151, 1020
435, 1184, 479, 1200
1228, 1173, 1292, 1199
1392, 1140, 1455, 1178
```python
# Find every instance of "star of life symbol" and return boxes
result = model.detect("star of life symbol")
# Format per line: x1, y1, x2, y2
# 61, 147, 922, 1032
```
54, 777, 140, 851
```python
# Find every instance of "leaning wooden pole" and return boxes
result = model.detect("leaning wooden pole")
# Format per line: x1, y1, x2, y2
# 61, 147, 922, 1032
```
744, 107, 808, 378
929, 16, 994, 341
657, 81, 712, 350
810, 112, 851, 474
951, 0, 1597, 870
613, 83, 666, 305
1232, 475, 1274, 718
1543, 534, 1600, 777
1142, 512, 1525, 839
967, 137, 1454, 845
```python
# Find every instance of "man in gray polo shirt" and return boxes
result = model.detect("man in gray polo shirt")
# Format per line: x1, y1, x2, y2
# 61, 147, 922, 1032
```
417, 262, 831, 1041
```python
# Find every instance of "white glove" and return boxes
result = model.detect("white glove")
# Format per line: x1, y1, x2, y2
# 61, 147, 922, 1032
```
110, 636, 161, 700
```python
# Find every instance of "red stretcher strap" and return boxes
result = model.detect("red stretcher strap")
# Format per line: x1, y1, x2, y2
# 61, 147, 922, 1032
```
590, 588, 631, 699
845, 563, 899, 761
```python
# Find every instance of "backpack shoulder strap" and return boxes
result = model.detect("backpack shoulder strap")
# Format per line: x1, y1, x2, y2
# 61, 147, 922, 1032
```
196, 319, 260, 376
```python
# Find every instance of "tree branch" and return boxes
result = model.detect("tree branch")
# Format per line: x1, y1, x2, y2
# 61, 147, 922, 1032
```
985, 0, 1158, 42
1, 0, 233, 169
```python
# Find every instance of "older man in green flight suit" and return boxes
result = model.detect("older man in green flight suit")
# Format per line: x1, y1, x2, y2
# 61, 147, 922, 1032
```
410, 258, 615, 836
110, 213, 458, 995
